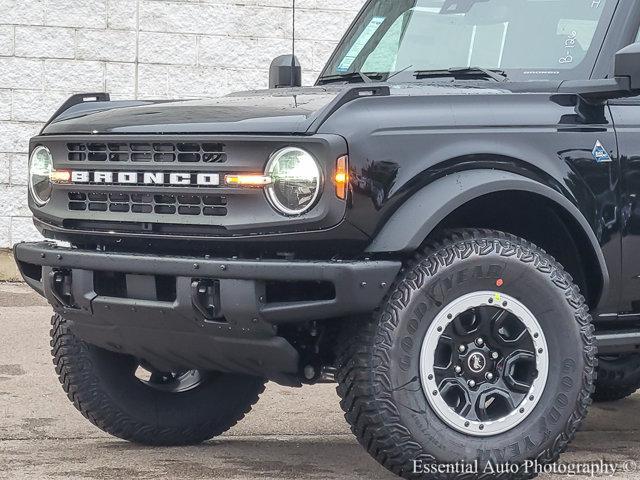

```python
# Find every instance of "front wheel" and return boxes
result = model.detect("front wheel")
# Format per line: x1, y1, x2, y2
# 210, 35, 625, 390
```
337, 230, 596, 479
51, 314, 266, 446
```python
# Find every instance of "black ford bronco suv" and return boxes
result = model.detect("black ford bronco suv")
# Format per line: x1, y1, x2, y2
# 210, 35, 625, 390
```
13, 0, 640, 478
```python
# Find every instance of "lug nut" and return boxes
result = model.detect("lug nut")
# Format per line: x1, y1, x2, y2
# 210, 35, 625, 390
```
468, 380, 476, 388
475, 338, 484, 347
486, 373, 494, 381
454, 365, 462, 374
491, 351, 499, 360
458, 345, 466, 353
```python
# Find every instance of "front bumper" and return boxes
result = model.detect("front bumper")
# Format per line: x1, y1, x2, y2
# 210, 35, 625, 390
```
14, 242, 401, 382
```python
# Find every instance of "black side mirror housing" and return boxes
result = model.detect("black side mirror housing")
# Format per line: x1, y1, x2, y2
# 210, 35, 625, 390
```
269, 55, 302, 89
615, 42, 640, 90
558, 42, 640, 101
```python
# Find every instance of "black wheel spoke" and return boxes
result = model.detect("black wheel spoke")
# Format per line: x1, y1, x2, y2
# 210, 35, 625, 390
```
475, 306, 497, 338
498, 342, 529, 358
439, 334, 455, 346
434, 363, 454, 376
487, 309, 507, 336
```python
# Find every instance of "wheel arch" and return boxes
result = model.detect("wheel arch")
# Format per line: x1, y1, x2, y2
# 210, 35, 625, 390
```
365, 169, 609, 309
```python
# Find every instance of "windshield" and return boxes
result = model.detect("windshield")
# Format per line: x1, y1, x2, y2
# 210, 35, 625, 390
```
320, 0, 616, 83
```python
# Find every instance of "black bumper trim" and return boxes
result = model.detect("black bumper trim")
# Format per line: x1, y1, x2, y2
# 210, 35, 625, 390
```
14, 241, 401, 322
14, 242, 401, 381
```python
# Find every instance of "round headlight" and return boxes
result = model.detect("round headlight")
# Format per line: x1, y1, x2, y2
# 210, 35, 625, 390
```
266, 147, 322, 215
29, 146, 53, 206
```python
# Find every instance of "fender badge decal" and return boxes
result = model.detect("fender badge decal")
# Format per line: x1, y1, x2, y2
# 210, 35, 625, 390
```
592, 140, 612, 163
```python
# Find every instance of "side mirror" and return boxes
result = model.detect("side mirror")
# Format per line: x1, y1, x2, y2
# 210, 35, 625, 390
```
269, 55, 302, 89
615, 42, 640, 90
558, 42, 640, 101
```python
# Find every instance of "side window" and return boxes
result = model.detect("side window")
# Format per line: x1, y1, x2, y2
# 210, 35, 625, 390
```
636, 28, 640, 42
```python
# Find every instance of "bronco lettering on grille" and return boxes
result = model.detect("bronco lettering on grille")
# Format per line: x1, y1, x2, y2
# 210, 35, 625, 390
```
69, 171, 221, 186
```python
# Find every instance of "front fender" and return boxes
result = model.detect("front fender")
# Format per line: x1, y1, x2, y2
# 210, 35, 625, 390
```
365, 169, 609, 296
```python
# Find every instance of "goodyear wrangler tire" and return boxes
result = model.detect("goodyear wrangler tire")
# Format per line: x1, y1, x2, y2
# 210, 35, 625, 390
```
593, 355, 640, 402
336, 230, 596, 479
51, 314, 266, 446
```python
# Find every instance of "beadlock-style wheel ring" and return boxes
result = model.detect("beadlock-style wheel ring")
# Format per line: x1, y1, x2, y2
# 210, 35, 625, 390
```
420, 291, 549, 437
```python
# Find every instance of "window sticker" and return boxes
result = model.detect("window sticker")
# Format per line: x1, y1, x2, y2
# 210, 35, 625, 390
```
557, 19, 598, 49
337, 16, 386, 72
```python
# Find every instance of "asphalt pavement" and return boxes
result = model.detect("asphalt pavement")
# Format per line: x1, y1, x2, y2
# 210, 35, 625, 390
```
1, 282, 640, 480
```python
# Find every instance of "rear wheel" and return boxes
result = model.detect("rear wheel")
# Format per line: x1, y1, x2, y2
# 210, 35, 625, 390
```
593, 354, 640, 402
336, 230, 596, 479
51, 314, 266, 446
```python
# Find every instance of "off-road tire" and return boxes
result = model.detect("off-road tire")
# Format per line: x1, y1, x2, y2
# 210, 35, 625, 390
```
336, 229, 596, 479
51, 314, 266, 446
593, 355, 640, 402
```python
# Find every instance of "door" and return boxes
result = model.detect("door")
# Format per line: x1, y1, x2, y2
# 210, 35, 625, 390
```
611, 27, 640, 313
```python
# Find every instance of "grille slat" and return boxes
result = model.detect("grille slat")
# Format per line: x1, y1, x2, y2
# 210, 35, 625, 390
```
67, 142, 227, 164
68, 192, 228, 217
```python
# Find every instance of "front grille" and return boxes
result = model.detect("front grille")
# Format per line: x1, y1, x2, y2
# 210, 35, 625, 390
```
68, 192, 228, 217
66, 142, 227, 163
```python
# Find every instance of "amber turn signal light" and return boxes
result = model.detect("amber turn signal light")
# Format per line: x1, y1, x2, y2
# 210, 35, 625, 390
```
335, 155, 349, 200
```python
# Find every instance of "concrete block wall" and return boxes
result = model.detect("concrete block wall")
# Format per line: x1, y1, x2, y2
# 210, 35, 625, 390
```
0, 0, 366, 250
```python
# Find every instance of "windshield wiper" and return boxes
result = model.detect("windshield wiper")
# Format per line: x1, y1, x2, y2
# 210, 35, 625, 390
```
318, 72, 384, 85
414, 67, 508, 82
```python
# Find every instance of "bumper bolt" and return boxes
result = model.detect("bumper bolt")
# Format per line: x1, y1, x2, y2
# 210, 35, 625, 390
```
220, 264, 227, 271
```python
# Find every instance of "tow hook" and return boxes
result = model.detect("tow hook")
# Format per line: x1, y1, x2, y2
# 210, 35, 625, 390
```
191, 279, 220, 320
48, 269, 73, 308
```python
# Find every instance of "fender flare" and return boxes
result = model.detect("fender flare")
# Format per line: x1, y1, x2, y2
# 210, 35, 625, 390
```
366, 169, 609, 297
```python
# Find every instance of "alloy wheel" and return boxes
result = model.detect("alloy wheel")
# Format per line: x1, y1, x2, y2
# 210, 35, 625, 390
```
420, 291, 549, 436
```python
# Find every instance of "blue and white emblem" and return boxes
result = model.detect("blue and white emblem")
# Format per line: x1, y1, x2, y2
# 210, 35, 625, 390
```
592, 140, 612, 163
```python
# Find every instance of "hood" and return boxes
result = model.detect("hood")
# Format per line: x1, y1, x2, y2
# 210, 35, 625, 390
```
41, 86, 350, 136
41, 83, 514, 136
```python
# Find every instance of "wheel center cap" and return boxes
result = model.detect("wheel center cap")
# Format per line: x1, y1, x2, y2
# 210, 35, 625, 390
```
467, 352, 487, 374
